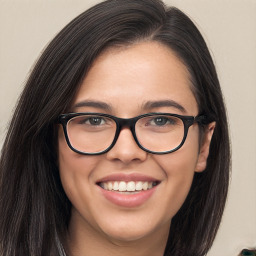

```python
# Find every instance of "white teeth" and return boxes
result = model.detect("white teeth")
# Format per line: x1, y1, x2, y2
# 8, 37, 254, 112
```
100, 181, 156, 192
113, 181, 119, 191
119, 181, 126, 192
107, 182, 113, 190
127, 181, 136, 192
103, 183, 108, 190
135, 181, 143, 191
142, 182, 148, 190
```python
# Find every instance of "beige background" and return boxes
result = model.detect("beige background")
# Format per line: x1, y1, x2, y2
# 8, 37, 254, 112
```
0, 0, 255, 255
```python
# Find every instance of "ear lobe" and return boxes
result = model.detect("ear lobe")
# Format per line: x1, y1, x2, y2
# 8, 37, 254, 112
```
195, 122, 216, 173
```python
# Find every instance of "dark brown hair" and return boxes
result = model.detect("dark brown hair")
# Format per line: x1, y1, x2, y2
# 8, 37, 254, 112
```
0, 0, 230, 255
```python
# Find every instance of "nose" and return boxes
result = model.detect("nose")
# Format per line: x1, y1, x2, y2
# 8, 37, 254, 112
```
106, 127, 147, 164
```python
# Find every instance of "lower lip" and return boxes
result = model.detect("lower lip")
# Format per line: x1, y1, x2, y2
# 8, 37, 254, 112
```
99, 186, 157, 208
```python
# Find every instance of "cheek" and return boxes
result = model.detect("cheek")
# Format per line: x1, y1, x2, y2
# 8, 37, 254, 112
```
57, 131, 99, 208
153, 131, 200, 215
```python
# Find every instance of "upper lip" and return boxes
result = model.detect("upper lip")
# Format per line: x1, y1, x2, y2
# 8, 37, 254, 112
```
96, 173, 160, 183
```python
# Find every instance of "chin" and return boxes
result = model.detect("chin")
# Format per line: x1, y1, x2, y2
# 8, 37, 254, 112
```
104, 228, 154, 243
98, 215, 170, 243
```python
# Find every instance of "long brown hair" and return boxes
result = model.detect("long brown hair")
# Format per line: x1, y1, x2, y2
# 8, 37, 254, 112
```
0, 0, 230, 255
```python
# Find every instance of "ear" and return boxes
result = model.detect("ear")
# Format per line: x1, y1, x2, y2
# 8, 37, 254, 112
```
195, 122, 216, 173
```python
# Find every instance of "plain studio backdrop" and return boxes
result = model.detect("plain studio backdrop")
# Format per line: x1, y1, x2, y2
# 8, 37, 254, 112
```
0, 1, 255, 255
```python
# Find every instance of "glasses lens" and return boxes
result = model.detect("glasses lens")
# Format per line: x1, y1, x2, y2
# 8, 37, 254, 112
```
67, 115, 116, 153
135, 115, 184, 152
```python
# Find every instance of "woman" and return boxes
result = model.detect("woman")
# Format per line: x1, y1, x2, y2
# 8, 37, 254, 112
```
0, 0, 230, 255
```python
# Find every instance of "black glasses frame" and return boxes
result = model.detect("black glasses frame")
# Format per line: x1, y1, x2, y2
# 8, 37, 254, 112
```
58, 112, 208, 155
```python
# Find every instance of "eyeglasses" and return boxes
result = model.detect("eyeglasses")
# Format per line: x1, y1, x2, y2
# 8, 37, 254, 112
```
58, 112, 207, 155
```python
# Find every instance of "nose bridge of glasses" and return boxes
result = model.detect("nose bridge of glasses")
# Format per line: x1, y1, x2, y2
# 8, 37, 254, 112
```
102, 116, 141, 156
115, 116, 137, 135
114, 116, 138, 144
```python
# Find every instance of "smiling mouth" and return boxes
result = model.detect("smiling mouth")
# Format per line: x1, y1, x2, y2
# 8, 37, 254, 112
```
97, 181, 160, 193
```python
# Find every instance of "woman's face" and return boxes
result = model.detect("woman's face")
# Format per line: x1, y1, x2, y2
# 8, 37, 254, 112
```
58, 42, 214, 244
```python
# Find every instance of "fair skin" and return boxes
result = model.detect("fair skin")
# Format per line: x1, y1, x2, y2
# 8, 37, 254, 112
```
58, 41, 215, 256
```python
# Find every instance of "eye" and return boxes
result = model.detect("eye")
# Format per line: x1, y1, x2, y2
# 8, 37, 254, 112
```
149, 116, 176, 126
88, 117, 105, 125
153, 117, 168, 126
82, 116, 106, 126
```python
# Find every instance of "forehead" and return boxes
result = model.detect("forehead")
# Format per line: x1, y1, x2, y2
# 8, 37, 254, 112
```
73, 41, 198, 116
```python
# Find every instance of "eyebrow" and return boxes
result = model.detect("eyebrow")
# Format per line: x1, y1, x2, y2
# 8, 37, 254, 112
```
142, 100, 186, 113
72, 99, 186, 113
72, 100, 112, 111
